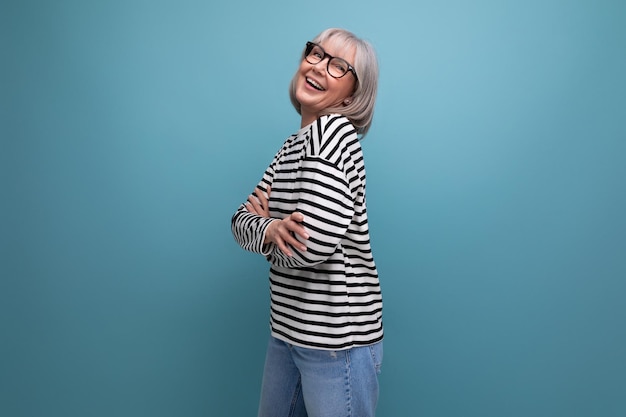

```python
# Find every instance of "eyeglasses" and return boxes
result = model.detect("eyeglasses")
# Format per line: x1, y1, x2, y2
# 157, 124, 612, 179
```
304, 41, 358, 81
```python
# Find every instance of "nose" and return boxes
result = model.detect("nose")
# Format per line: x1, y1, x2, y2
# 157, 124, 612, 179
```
312, 59, 328, 76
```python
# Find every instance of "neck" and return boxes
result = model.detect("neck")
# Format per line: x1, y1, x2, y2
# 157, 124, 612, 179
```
300, 111, 317, 128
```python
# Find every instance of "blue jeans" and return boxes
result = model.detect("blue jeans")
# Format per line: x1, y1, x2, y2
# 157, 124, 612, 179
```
258, 336, 383, 417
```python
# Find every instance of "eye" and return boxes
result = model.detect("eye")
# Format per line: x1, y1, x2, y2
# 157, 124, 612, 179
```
312, 47, 324, 59
332, 60, 347, 73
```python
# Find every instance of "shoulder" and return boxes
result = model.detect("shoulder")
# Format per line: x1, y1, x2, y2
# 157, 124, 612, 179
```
317, 114, 357, 138
311, 114, 359, 146
308, 114, 359, 160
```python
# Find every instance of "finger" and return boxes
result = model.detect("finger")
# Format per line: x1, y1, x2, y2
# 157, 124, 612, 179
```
252, 188, 271, 217
286, 236, 307, 252
248, 192, 261, 206
245, 197, 261, 214
285, 216, 309, 240
254, 188, 268, 208
290, 211, 305, 223
248, 192, 270, 217
279, 227, 307, 252
248, 196, 261, 211
288, 225, 309, 241
278, 234, 305, 255
244, 201, 257, 214
275, 235, 293, 257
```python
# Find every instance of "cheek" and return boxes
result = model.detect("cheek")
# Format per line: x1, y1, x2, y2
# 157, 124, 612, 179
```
334, 79, 355, 99
298, 60, 312, 76
296, 64, 310, 85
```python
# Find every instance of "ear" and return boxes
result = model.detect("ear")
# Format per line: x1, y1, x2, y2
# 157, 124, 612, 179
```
343, 97, 353, 105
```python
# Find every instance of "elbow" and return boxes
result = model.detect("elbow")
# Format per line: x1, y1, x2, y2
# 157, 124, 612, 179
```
291, 239, 338, 267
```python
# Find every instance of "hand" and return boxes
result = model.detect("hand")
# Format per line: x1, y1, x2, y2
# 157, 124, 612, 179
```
265, 212, 309, 257
245, 186, 271, 218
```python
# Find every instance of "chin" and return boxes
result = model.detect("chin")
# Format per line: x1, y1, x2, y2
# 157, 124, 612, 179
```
295, 92, 316, 109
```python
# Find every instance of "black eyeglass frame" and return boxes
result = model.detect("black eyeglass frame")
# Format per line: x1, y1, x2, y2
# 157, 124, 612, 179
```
304, 41, 359, 81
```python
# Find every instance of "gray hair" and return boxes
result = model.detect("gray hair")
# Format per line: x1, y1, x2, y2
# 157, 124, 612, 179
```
289, 28, 379, 137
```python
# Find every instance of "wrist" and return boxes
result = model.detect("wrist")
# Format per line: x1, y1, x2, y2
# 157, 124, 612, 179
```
262, 218, 277, 245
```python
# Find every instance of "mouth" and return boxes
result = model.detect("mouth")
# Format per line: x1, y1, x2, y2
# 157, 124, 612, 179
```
306, 77, 325, 91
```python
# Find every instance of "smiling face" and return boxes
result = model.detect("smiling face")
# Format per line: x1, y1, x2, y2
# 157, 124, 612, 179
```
294, 38, 357, 127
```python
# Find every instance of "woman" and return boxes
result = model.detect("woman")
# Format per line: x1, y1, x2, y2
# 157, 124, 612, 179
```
231, 28, 383, 417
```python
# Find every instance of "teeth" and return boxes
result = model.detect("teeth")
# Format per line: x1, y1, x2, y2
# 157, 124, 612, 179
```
307, 78, 325, 91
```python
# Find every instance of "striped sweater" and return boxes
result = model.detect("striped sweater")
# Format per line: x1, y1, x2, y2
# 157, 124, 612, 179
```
231, 114, 383, 350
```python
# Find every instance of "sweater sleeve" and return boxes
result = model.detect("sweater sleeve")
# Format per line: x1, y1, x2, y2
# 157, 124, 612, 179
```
231, 115, 360, 267
231, 202, 276, 256
265, 115, 358, 268
230, 153, 277, 256
266, 158, 354, 268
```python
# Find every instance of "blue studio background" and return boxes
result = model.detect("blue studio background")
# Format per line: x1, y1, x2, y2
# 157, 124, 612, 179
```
2, 0, 625, 416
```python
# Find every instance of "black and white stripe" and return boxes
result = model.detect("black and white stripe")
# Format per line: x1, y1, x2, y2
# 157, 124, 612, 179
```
231, 114, 383, 350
